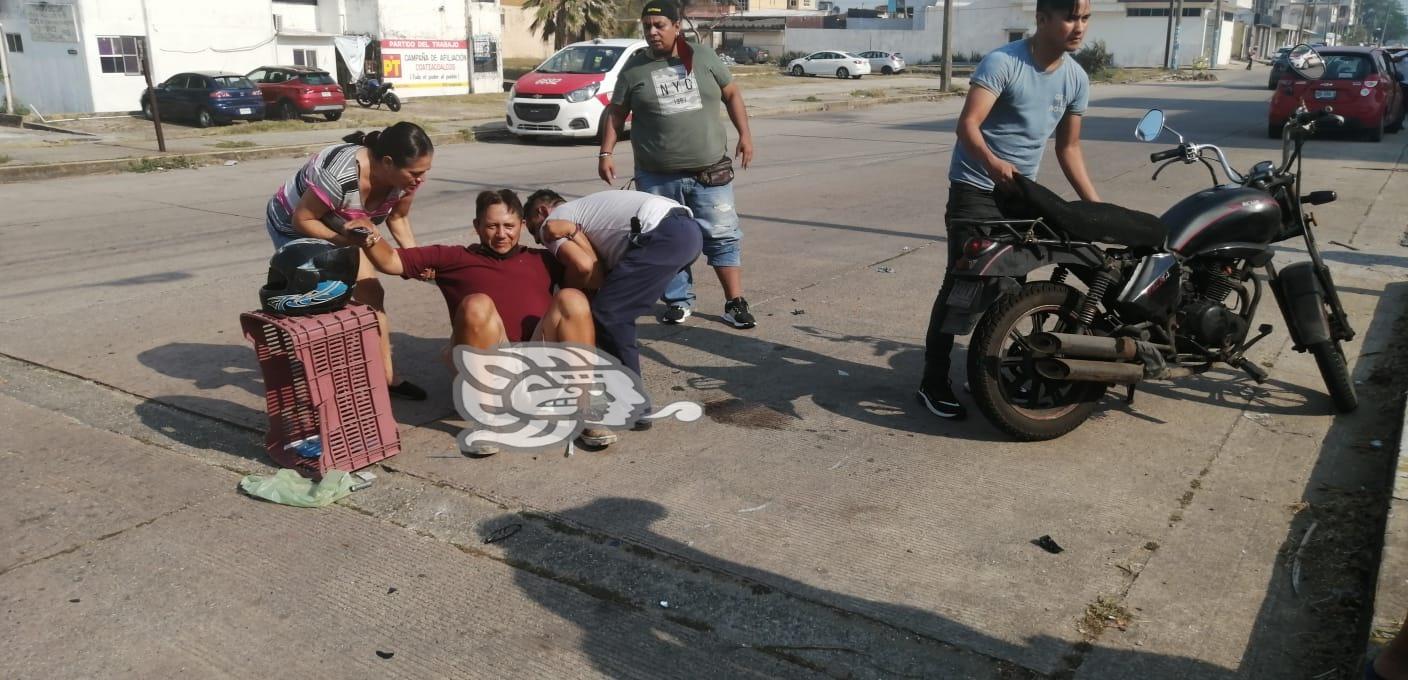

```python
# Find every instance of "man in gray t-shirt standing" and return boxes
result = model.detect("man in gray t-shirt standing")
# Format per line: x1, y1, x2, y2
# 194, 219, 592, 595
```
917, 0, 1100, 421
598, 0, 757, 331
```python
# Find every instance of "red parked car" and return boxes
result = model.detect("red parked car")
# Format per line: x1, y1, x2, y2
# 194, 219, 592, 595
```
246, 66, 346, 121
1268, 46, 1404, 141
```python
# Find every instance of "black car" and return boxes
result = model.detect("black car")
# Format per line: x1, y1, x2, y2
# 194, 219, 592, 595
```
1267, 47, 1294, 89
718, 45, 771, 65
141, 71, 265, 127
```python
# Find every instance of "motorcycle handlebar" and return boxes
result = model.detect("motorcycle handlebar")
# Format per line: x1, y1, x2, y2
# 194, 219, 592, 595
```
1150, 147, 1182, 163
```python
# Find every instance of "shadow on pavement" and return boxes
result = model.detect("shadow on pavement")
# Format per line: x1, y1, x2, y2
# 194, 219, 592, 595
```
479, 497, 1238, 678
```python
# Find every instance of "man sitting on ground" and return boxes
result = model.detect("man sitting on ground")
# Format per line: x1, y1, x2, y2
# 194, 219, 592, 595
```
353, 189, 616, 452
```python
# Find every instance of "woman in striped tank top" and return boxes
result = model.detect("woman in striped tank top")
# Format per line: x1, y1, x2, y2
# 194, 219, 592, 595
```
265, 121, 435, 400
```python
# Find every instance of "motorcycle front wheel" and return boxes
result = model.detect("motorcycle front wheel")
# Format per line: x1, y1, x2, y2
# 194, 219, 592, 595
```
968, 282, 1106, 441
1310, 340, 1358, 413
356, 95, 374, 107
385, 93, 402, 112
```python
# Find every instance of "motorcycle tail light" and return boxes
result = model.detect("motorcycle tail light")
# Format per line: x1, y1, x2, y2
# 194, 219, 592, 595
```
964, 237, 997, 258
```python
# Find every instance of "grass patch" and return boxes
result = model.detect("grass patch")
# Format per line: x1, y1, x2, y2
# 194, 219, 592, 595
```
209, 119, 307, 136
458, 128, 476, 142
212, 140, 257, 148
128, 155, 198, 173
1077, 596, 1131, 639
793, 95, 821, 103
850, 88, 887, 98
0, 154, 10, 164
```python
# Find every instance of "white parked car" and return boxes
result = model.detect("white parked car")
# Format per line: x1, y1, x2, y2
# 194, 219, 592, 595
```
786, 51, 872, 79
506, 38, 647, 140
858, 51, 906, 75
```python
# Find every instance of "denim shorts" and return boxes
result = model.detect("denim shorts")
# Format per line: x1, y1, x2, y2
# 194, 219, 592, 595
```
634, 168, 742, 268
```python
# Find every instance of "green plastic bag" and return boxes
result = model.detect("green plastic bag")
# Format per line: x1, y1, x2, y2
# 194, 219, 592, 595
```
239, 469, 356, 508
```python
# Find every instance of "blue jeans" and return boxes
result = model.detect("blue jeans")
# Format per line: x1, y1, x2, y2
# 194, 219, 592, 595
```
634, 169, 742, 309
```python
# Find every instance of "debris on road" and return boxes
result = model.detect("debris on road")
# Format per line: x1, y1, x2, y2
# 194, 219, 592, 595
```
238, 469, 357, 508
482, 523, 522, 545
738, 502, 770, 513
376, 650, 394, 659
223, 160, 238, 166
875, 266, 895, 274
791, 309, 805, 315
1032, 535, 1065, 554
1291, 521, 1319, 596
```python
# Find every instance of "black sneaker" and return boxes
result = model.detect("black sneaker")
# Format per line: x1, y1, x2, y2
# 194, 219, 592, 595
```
722, 297, 757, 329
388, 380, 427, 401
916, 381, 967, 420
660, 305, 691, 325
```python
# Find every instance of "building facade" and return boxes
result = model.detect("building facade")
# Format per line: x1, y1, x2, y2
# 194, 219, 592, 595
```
0, 0, 503, 114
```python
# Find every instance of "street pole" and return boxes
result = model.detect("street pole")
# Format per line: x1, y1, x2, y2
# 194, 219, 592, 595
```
0, 22, 14, 115
941, 0, 953, 91
1171, 0, 1185, 69
1164, 0, 1177, 68
138, 40, 165, 153
137, 0, 165, 152
1213, 0, 1224, 66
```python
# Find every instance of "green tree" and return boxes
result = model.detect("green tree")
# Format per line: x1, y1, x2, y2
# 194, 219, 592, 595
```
522, 0, 618, 50
1351, 0, 1406, 44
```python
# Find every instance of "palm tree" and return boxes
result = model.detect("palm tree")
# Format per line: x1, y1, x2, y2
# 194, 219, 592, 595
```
522, 0, 618, 50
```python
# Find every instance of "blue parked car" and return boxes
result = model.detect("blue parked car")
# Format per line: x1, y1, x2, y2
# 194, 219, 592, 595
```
140, 71, 265, 127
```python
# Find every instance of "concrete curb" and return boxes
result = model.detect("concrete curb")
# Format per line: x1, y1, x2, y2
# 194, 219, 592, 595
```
0, 91, 961, 183
1370, 393, 1408, 653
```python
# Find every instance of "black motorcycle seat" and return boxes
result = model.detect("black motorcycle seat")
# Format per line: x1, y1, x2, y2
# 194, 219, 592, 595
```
995, 175, 1167, 250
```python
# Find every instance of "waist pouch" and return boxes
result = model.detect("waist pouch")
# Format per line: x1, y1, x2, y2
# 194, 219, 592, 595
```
691, 156, 734, 187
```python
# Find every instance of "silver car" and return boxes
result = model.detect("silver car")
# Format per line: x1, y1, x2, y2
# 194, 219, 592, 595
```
858, 51, 906, 75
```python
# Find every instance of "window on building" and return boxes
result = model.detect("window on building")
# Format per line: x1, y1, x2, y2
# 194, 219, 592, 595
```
4, 33, 21, 53
1008, 30, 1025, 42
97, 36, 145, 75
1182, 7, 1201, 16
293, 49, 317, 68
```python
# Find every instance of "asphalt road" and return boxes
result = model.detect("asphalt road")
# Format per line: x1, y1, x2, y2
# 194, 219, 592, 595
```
3, 67, 1408, 678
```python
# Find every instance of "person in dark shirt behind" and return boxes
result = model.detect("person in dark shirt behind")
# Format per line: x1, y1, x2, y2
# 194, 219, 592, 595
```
353, 189, 616, 452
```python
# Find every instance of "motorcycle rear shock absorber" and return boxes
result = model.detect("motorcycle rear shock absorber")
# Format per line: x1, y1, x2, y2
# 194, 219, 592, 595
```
1074, 269, 1116, 330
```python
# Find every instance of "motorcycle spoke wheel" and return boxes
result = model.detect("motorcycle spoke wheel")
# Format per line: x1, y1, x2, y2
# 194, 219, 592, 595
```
968, 282, 1104, 441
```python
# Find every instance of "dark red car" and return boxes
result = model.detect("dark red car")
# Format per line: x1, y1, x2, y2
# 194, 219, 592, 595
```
1268, 46, 1404, 141
246, 66, 346, 121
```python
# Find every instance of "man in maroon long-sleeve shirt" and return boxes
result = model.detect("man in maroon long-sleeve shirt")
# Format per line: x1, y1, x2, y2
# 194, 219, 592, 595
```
355, 189, 615, 451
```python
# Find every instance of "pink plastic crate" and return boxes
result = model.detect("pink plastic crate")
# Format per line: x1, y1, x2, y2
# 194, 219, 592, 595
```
240, 302, 400, 478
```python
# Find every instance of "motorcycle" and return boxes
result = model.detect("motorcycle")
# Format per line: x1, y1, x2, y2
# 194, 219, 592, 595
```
943, 44, 1357, 441
354, 76, 401, 112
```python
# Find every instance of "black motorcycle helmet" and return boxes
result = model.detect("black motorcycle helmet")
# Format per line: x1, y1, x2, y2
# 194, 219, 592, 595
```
259, 238, 359, 316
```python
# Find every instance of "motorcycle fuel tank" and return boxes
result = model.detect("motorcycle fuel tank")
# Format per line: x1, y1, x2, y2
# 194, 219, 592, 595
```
1161, 187, 1282, 255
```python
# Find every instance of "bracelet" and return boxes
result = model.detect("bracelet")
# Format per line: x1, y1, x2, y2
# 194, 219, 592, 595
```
597, 151, 612, 158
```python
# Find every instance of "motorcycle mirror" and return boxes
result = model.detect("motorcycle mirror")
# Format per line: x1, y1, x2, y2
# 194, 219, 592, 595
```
1135, 109, 1165, 142
1288, 44, 1324, 82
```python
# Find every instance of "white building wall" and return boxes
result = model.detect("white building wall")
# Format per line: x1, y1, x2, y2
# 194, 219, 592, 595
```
501, 5, 554, 61
466, 1, 503, 93
273, 2, 320, 32
0, 0, 94, 113
342, 0, 381, 35
143, 0, 278, 83
788, 0, 1217, 68
375, 0, 464, 40
1096, 14, 1207, 68
274, 39, 337, 71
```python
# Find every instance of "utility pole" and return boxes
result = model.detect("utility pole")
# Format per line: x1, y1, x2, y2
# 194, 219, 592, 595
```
1170, 0, 1185, 69
1213, 0, 1224, 66
137, 0, 165, 151
1164, 0, 1177, 67
0, 22, 14, 115
941, 0, 953, 91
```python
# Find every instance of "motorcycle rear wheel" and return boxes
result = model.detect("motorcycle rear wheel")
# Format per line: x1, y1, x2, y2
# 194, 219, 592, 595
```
356, 95, 374, 107
1309, 340, 1358, 413
968, 282, 1105, 441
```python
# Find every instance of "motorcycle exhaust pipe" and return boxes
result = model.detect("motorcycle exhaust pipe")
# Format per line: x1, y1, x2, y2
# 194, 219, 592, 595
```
1028, 332, 1138, 361
1035, 358, 1143, 384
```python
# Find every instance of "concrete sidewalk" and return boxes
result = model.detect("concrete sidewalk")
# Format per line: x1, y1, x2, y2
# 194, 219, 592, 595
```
0, 74, 968, 182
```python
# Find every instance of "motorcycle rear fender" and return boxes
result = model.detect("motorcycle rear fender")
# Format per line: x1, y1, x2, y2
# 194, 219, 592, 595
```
1271, 261, 1330, 349
939, 276, 1021, 335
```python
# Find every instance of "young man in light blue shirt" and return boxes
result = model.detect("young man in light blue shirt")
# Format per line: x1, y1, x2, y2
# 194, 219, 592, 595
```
917, 0, 1100, 420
